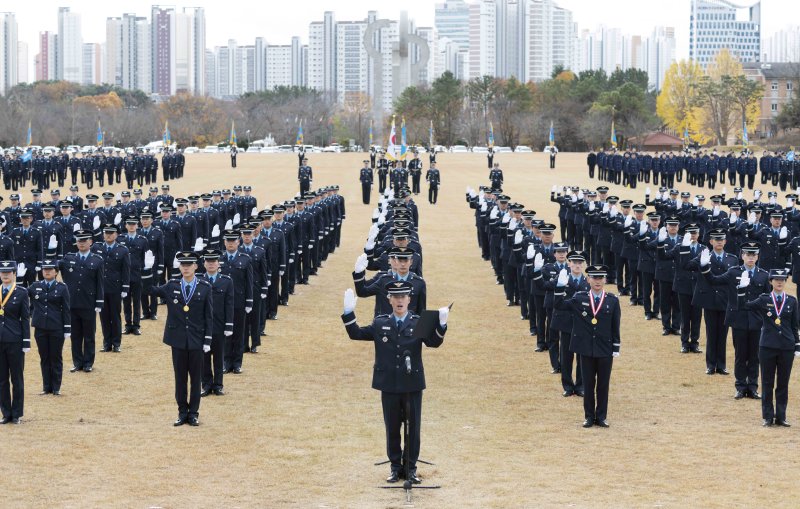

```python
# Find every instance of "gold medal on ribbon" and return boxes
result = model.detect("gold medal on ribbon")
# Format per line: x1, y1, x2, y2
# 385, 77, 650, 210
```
591, 318, 598, 324
776, 318, 782, 325
183, 305, 190, 312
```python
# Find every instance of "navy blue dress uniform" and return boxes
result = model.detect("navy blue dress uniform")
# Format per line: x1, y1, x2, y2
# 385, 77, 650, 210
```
0, 261, 31, 424
298, 162, 313, 195
118, 217, 150, 334
58, 231, 104, 372
154, 205, 183, 283
11, 209, 44, 287
354, 248, 427, 317
620, 205, 644, 303
740, 269, 800, 426
747, 211, 788, 271
377, 155, 389, 193
239, 227, 269, 354
408, 155, 422, 194
684, 229, 738, 373
139, 212, 164, 319
704, 243, 769, 398
653, 217, 682, 335
35, 205, 64, 260
28, 261, 70, 395
671, 225, 703, 352
91, 225, 131, 352
260, 213, 286, 320
359, 162, 373, 204
554, 265, 621, 427
341, 281, 447, 481
637, 212, 661, 319
219, 231, 254, 374
149, 251, 213, 426
527, 236, 563, 352
425, 165, 440, 205
198, 250, 234, 396
174, 200, 199, 250
79, 197, 106, 242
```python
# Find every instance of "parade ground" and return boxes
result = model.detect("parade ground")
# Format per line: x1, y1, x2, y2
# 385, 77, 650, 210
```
2, 152, 799, 508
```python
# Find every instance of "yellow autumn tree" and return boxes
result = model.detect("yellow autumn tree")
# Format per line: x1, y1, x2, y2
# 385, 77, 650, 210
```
73, 91, 124, 110
656, 60, 704, 138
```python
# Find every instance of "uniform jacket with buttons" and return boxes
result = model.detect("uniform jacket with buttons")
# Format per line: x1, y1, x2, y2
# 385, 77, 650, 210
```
704, 265, 770, 330
353, 270, 426, 318
91, 243, 131, 295
199, 273, 234, 336
554, 289, 621, 358
684, 250, 738, 310
28, 280, 71, 333
0, 285, 31, 349
58, 252, 104, 310
10, 226, 43, 267
219, 251, 254, 310
150, 278, 213, 350
741, 292, 800, 351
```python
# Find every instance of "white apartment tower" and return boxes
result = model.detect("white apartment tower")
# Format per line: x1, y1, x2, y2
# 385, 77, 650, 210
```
0, 12, 18, 94
57, 7, 83, 83
689, 0, 760, 68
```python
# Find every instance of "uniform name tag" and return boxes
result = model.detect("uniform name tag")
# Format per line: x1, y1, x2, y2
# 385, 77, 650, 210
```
382, 326, 391, 330
581, 302, 590, 306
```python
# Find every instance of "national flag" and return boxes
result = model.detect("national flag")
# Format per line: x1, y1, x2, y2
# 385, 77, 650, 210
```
400, 117, 408, 160
163, 120, 171, 146
26, 121, 32, 146
429, 120, 434, 148
610, 120, 617, 148
296, 122, 304, 145
229, 121, 237, 146
549, 121, 555, 148
787, 150, 795, 162
369, 119, 373, 147
21, 148, 33, 163
742, 121, 749, 147
386, 116, 399, 161
683, 127, 689, 145
488, 122, 495, 148
96, 121, 103, 147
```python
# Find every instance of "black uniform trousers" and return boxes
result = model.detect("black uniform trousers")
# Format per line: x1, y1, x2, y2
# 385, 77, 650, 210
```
35, 329, 64, 393
428, 184, 439, 204
580, 355, 613, 422
0, 342, 24, 419
533, 294, 547, 346
759, 347, 794, 422
143, 275, 159, 318
641, 271, 657, 314
100, 292, 122, 349
70, 308, 96, 369
546, 312, 559, 370
378, 175, 387, 193
267, 271, 281, 318
172, 347, 203, 420
412, 174, 421, 194
502, 264, 518, 303
361, 183, 371, 204
123, 281, 143, 328
224, 308, 247, 371
245, 292, 262, 351
677, 294, 702, 348
559, 332, 582, 392
203, 333, 225, 391
381, 390, 423, 473
658, 282, 681, 331
704, 309, 728, 370
732, 328, 759, 393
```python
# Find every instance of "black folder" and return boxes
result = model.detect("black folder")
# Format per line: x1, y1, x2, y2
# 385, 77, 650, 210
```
412, 303, 453, 339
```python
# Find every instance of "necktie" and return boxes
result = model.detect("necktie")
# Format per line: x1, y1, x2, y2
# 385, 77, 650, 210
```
229, 254, 234, 262
2, 287, 7, 298
594, 295, 600, 305
209, 275, 215, 284
749, 270, 754, 279
777, 295, 783, 304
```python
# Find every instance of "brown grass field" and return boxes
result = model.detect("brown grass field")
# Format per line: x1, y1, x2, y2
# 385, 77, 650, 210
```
2, 151, 800, 508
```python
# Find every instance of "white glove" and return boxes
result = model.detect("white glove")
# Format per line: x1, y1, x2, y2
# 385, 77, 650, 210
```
465, 186, 470, 194
556, 268, 569, 287
478, 190, 485, 200
95, 307, 102, 313
121, 292, 128, 298
602, 203, 609, 214
48, 235, 58, 249
289, 258, 294, 264
64, 334, 71, 339
251, 207, 258, 217
368, 223, 379, 239
509, 218, 518, 230
722, 186, 727, 196
577, 190, 584, 200
526, 245, 535, 260
22, 348, 30, 353
224, 331, 233, 337
624, 215, 633, 228
173, 256, 180, 269
533, 253, 544, 271
795, 351, 800, 357
769, 196, 777, 205
747, 212, 756, 225
699, 248, 711, 267
224, 219, 233, 230
245, 307, 252, 314
438, 306, 449, 326
92, 216, 101, 230
692, 197, 699, 207
638, 221, 648, 236
260, 292, 267, 299
786, 198, 795, 209
16, 263, 26, 278
212, 224, 220, 238
480, 202, 487, 212
115, 192, 121, 203
158, 270, 163, 275
551, 185, 557, 193
113, 213, 121, 225
645, 187, 651, 196
612, 352, 620, 358
144, 250, 155, 269
736, 192, 743, 200
501, 213, 511, 224
657, 227, 667, 242
738, 269, 750, 288
233, 213, 241, 226
355, 253, 368, 273
490, 208, 499, 220
279, 270, 285, 276
609, 205, 618, 217
372, 209, 380, 220
514, 230, 523, 245
203, 345, 211, 353
570, 194, 578, 203
755, 189, 762, 200
73, 222, 81, 232
729, 212, 738, 224
588, 201, 595, 212
343, 288, 356, 314
193, 238, 204, 251
469, 189, 477, 199
780, 226, 788, 239
712, 206, 720, 217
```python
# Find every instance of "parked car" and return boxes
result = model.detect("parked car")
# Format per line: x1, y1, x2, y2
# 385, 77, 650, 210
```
322, 144, 342, 153
493, 146, 512, 153
260, 146, 278, 153
514, 145, 533, 153
246, 146, 262, 153
183, 147, 199, 154
450, 145, 469, 153
471, 146, 489, 154
202, 145, 218, 153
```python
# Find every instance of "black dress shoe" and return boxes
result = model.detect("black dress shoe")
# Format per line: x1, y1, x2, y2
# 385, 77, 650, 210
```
645, 313, 653, 320
188, 417, 200, 426
232, 367, 242, 374
706, 368, 715, 375
716, 368, 730, 375
174, 417, 187, 426
671, 329, 681, 336
112, 346, 121, 353
213, 388, 225, 396
150, 315, 158, 320
123, 326, 132, 335
595, 419, 609, 428
386, 471, 400, 483
574, 390, 585, 397
763, 419, 773, 427
691, 347, 703, 354
551, 368, 561, 374
506, 301, 513, 306
222, 368, 230, 374
53, 390, 60, 396
70, 366, 81, 373
735, 390, 746, 400
562, 390, 574, 397
39, 390, 51, 395
775, 419, 791, 427
200, 388, 211, 397
132, 328, 141, 336
250, 346, 258, 353
83, 366, 93, 373
409, 471, 421, 484
100, 347, 111, 352
749, 391, 761, 399
0, 417, 10, 424
662, 329, 671, 336
11, 417, 20, 424
534, 347, 544, 352
582, 419, 594, 428
680, 347, 689, 353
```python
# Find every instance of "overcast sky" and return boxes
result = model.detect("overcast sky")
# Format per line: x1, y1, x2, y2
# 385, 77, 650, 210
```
15, 0, 799, 74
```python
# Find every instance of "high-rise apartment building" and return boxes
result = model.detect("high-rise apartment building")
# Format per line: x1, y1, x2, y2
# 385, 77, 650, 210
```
57, 7, 82, 82
689, 0, 760, 68
0, 12, 18, 94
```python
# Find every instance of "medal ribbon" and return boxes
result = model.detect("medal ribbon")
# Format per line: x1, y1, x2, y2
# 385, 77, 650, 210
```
589, 291, 606, 321
771, 292, 786, 319
0, 283, 15, 311
181, 278, 197, 306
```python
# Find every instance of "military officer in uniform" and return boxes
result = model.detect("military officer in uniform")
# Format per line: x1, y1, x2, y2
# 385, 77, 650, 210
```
739, 269, 800, 426
298, 158, 313, 195
139, 210, 164, 320
92, 224, 131, 353
408, 152, 422, 195
219, 229, 253, 374
340, 281, 448, 484
425, 162, 440, 205
199, 250, 234, 397
353, 248, 426, 317
0, 261, 30, 424
119, 216, 149, 335
149, 251, 213, 426
28, 260, 70, 396
360, 160, 373, 205
58, 230, 103, 372
554, 265, 621, 428
239, 224, 269, 354
11, 209, 43, 288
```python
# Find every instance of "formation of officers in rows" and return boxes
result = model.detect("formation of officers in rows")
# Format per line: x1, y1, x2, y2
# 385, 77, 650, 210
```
1, 147, 187, 192
0, 182, 346, 426
586, 148, 800, 192
464, 164, 800, 428
362, 150, 441, 205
